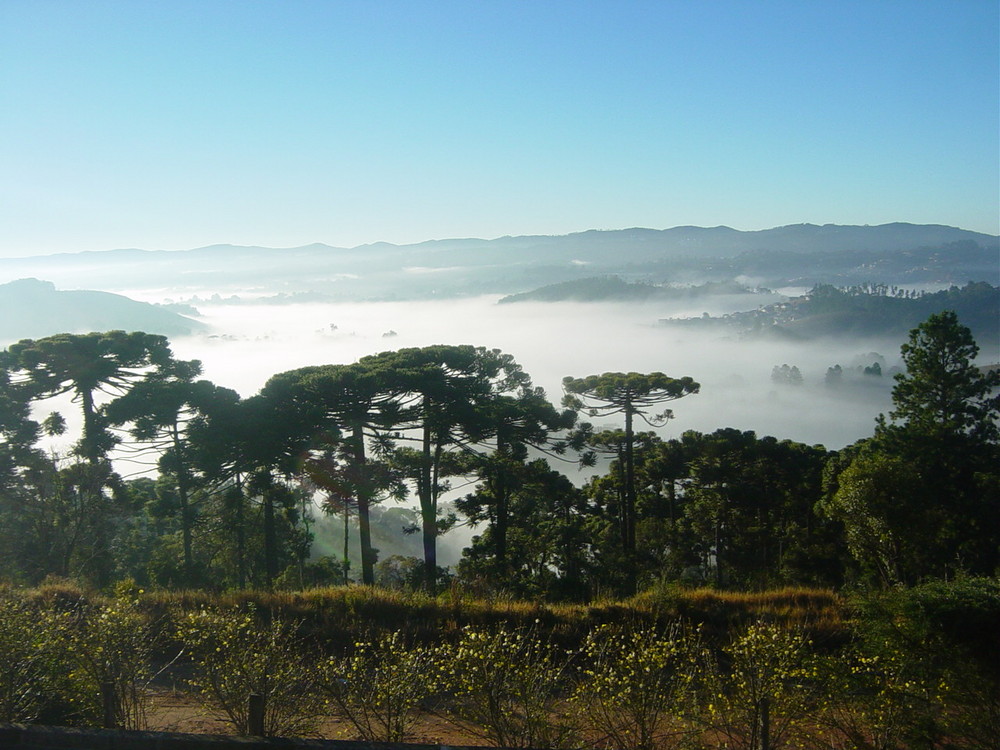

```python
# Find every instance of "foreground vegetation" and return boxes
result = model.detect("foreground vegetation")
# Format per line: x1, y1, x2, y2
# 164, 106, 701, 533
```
1, 577, 997, 748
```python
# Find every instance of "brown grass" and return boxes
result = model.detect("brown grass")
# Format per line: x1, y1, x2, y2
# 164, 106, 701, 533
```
134, 583, 848, 653
4, 580, 849, 652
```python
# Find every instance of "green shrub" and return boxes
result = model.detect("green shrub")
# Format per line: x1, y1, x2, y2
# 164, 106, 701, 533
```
64, 585, 157, 729
697, 619, 822, 750
820, 641, 948, 750
845, 578, 1000, 748
571, 622, 701, 750
0, 592, 67, 722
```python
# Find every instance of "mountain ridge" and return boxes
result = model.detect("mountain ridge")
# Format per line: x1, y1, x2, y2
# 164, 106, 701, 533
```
0, 223, 994, 302
4, 222, 996, 262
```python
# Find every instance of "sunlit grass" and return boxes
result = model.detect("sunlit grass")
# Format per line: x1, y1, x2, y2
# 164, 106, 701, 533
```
8, 580, 849, 652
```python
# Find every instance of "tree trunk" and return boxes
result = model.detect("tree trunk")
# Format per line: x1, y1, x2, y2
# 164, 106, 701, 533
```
79, 388, 102, 465
172, 427, 195, 586
494, 444, 510, 577
714, 505, 724, 589
419, 404, 437, 594
624, 404, 637, 594
342, 498, 350, 585
352, 421, 375, 585
263, 483, 277, 589
234, 476, 247, 590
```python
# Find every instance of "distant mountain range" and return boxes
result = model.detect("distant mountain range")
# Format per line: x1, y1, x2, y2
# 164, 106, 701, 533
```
0, 223, 995, 301
0, 278, 205, 344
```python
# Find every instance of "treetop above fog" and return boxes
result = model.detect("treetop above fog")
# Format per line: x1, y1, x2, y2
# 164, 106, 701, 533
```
562, 372, 700, 423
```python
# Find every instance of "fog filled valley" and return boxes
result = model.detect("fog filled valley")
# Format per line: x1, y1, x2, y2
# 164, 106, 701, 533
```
1, 224, 997, 576
150, 293, 907, 567
167, 294, 900, 449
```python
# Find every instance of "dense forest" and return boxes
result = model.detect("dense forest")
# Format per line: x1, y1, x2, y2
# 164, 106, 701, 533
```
0, 310, 997, 597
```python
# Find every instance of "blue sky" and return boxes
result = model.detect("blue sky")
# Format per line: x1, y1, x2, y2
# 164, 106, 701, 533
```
1, 0, 997, 257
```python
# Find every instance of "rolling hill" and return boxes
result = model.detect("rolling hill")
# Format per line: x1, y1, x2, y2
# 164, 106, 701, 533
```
0, 278, 206, 344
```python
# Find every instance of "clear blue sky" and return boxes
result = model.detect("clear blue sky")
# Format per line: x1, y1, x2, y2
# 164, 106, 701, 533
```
1, 0, 997, 257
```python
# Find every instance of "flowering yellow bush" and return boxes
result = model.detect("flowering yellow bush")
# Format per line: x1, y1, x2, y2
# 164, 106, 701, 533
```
820, 641, 949, 750
60, 585, 155, 729
439, 625, 579, 748
698, 619, 821, 750
0, 592, 67, 723
175, 608, 322, 737
571, 622, 701, 750
322, 630, 438, 741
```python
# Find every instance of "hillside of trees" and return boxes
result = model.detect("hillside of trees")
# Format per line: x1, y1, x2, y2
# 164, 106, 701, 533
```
1, 223, 995, 302
498, 277, 769, 304
0, 311, 995, 597
0, 278, 205, 342
668, 282, 1000, 349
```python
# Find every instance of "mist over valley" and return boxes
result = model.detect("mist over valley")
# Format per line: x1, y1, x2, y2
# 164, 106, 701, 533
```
7, 222, 994, 456
3, 223, 995, 566
159, 295, 900, 452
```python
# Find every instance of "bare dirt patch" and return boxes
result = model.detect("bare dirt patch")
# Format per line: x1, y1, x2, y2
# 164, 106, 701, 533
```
145, 687, 486, 744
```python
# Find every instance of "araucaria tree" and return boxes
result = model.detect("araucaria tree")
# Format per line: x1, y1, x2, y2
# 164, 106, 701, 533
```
103, 358, 239, 587
361, 345, 533, 594
186, 384, 320, 589
563, 372, 698, 592
263, 363, 403, 585
3, 331, 175, 464
456, 385, 580, 586
1, 331, 178, 585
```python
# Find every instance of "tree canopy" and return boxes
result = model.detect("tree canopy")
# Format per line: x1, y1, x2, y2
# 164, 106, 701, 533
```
885, 310, 999, 440
0, 318, 995, 597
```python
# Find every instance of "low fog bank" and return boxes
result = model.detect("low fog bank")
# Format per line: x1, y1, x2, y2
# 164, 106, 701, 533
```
168, 295, 907, 450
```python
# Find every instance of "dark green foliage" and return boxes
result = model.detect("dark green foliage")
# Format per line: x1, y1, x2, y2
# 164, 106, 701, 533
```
263, 362, 404, 585
103, 359, 238, 587
887, 309, 1000, 439
360, 345, 539, 593
704, 281, 1000, 343
823, 311, 1000, 585
847, 578, 1000, 746
458, 459, 590, 600
4, 331, 175, 462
